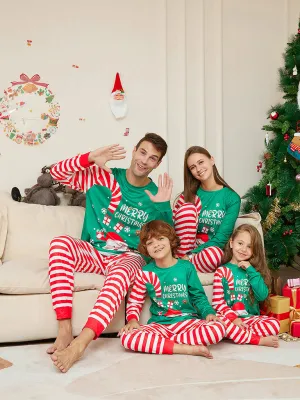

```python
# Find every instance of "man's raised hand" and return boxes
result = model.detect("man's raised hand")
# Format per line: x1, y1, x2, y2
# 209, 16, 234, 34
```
145, 173, 173, 203
88, 144, 126, 173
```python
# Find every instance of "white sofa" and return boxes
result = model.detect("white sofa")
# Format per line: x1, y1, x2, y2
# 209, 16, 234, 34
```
0, 191, 262, 343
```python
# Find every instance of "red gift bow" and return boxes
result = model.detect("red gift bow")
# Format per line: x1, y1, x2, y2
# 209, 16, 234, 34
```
11, 74, 49, 88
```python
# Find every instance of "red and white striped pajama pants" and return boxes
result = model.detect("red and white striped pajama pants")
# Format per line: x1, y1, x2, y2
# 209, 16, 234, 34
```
220, 315, 280, 345
121, 319, 226, 354
173, 202, 223, 273
49, 235, 144, 338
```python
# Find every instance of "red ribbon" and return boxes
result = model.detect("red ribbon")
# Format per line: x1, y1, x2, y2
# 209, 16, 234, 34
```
268, 311, 290, 321
11, 74, 49, 88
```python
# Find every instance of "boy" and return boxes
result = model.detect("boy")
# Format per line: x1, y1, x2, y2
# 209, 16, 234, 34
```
120, 220, 225, 358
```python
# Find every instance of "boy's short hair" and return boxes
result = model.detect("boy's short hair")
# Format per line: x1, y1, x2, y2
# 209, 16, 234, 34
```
138, 220, 180, 257
135, 133, 167, 161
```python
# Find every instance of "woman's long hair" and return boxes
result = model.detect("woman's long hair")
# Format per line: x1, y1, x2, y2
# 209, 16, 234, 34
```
222, 224, 271, 305
183, 146, 232, 204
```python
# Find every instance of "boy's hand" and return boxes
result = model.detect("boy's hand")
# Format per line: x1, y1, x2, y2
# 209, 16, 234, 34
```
238, 261, 251, 270
205, 314, 226, 326
145, 173, 173, 203
118, 319, 142, 336
88, 144, 126, 173
232, 317, 247, 329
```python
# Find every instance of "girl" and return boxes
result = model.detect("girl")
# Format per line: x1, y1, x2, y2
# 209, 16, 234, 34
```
120, 220, 226, 358
212, 224, 280, 347
173, 146, 241, 273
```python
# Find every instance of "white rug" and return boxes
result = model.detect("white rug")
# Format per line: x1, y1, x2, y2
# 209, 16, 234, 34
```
1, 338, 300, 399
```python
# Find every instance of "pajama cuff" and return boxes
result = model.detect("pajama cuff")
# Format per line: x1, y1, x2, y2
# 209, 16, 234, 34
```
249, 334, 260, 345
79, 152, 94, 168
127, 314, 139, 322
164, 339, 175, 355
84, 317, 105, 339
56, 307, 72, 320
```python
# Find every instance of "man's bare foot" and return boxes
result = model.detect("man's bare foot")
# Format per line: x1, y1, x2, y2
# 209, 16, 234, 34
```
51, 328, 94, 373
259, 336, 279, 348
47, 320, 73, 354
173, 343, 213, 359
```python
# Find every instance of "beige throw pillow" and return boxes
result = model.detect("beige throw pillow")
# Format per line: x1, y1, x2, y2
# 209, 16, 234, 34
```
234, 212, 264, 245
0, 205, 8, 265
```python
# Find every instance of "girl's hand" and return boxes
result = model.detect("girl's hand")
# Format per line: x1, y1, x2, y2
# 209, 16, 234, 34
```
232, 317, 247, 329
238, 261, 251, 270
118, 319, 142, 336
205, 314, 226, 326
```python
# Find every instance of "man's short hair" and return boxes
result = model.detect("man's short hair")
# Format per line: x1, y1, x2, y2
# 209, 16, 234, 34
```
135, 133, 167, 161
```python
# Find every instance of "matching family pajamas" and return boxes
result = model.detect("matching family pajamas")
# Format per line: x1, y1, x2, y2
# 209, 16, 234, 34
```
121, 259, 226, 354
173, 188, 241, 273
212, 263, 280, 344
49, 152, 173, 337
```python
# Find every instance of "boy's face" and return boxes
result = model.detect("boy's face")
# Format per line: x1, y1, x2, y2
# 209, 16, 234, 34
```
145, 235, 171, 260
129, 141, 162, 179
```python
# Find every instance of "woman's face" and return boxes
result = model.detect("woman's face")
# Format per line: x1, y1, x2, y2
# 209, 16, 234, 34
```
187, 153, 215, 182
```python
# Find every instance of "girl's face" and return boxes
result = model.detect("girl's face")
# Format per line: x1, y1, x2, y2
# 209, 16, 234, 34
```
230, 231, 253, 263
187, 153, 215, 183
145, 235, 172, 260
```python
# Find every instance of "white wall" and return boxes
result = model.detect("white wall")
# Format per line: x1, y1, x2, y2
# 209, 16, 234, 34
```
0, 0, 299, 198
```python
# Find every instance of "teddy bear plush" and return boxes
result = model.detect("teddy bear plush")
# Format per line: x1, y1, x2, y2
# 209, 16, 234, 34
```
11, 165, 63, 206
63, 186, 86, 208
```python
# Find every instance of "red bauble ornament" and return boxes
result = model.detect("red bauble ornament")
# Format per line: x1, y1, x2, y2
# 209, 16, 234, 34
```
284, 133, 289, 141
298, 28, 300, 34
270, 111, 279, 120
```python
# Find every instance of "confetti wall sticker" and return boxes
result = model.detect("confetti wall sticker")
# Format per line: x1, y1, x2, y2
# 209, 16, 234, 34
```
124, 128, 129, 136
72, 64, 79, 69
79, 117, 86, 121
0, 73, 60, 146
27, 40, 32, 47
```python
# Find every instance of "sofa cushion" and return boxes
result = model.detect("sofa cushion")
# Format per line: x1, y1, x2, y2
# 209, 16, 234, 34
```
0, 204, 8, 265
0, 259, 106, 295
0, 258, 213, 295
235, 212, 264, 243
0, 191, 85, 262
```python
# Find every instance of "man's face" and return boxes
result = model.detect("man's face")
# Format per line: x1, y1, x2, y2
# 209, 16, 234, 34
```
129, 141, 162, 178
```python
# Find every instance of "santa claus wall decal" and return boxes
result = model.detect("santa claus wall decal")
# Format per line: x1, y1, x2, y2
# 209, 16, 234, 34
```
110, 72, 128, 119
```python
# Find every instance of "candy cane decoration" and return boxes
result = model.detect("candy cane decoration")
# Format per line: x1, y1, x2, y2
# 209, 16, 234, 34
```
101, 171, 122, 227
142, 271, 162, 297
216, 266, 235, 291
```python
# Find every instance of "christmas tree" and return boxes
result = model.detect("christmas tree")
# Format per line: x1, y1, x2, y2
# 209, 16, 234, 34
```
243, 20, 300, 270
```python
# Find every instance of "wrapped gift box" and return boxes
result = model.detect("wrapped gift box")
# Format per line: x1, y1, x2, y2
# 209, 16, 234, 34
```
268, 295, 290, 333
290, 320, 300, 338
282, 284, 300, 309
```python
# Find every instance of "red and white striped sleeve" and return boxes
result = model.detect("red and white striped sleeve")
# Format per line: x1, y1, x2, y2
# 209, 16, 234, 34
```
126, 269, 148, 322
172, 193, 201, 220
212, 266, 238, 321
50, 152, 122, 202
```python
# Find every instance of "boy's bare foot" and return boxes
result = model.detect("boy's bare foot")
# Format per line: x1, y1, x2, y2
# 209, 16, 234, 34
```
51, 328, 94, 373
173, 343, 213, 359
47, 320, 73, 354
259, 336, 279, 348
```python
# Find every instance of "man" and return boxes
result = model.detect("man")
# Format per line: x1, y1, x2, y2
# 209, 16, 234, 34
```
47, 133, 173, 372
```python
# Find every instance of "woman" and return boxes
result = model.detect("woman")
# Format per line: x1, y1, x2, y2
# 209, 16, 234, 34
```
173, 146, 241, 273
